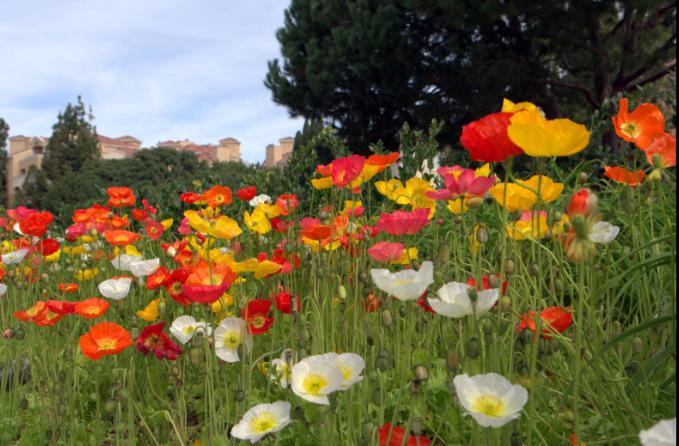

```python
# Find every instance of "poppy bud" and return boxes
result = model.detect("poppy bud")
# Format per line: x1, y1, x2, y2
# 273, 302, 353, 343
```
446, 347, 458, 371
503, 259, 516, 275
468, 288, 478, 303
571, 215, 589, 239
20, 398, 28, 411
476, 226, 489, 243
466, 336, 481, 359
500, 296, 511, 313
398, 305, 407, 317
189, 348, 202, 365
103, 400, 117, 416
381, 310, 393, 327
338, 285, 347, 300
455, 216, 463, 224
3, 329, 13, 339
567, 189, 598, 218
375, 356, 390, 372
527, 263, 539, 276
234, 388, 245, 401
647, 168, 662, 182
577, 172, 588, 184
116, 387, 129, 401
371, 388, 382, 405
413, 364, 428, 381
631, 337, 643, 353
363, 422, 375, 442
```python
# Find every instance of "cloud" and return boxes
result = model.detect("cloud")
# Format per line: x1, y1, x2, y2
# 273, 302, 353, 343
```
0, 0, 303, 163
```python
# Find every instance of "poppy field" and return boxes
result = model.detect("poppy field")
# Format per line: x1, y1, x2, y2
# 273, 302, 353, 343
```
0, 98, 676, 445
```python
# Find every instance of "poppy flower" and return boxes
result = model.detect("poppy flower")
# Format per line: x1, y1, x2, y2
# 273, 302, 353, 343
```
14, 300, 48, 322
79, 322, 133, 360
104, 230, 141, 246
467, 273, 508, 295
489, 175, 564, 212
183, 263, 236, 304
58, 283, 79, 294
567, 189, 598, 218
183, 210, 242, 240
145, 266, 169, 290
508, 108, 590, 157
331, 155, 365, 187
376, 209, 430, 236
273, 287, 301, 314
644, 132, 676, 168
377, 422, 431, 446
145, 219, 164, 240
365, 152, 400, 172
236, 186, 257, 201
612, 98, 665, 149
75, 298, 110, 319
417, 291, 435, 313
603, 166, 645, 186
107, 187, 136, 208
371, 261, 434, 301
426, 167, 496, 200
270, 217, 295, 233
111, 214, 129, 229
141, 199, 157, 214
136, 322, 182, 360
301, 224, 332, 241
34, 309, 66, 327
453, 373, 528, 428
46, 300, 77, 315
36, 238, 60, 257
368, 241, 405, 263
506, 211, 550, 241
275, 194, 299, 215
164, 268, 192, 305
461, 112, 524, 162
203, 185, 233, 207
131, 208, 149, 222
517, 306, 573, 339
19, 211, 54, 237
242, 299, 274, 335
244, 208, 272, 235
136, 298, 161, 321
180, 191, 202, 204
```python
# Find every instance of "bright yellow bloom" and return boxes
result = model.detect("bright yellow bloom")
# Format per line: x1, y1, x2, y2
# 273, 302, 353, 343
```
161, 219, 173, 230
78, 235, 95, 243
390, 247, 418, 265
45, 249, 61, 263
375, 178, 436, 218
184, 210, 242, 240
507, 212, 550, 240
254, 260, 283, 279
489, 175, 564, 212
137, 298, 160, 321
501, 98, 539, 113
211, 293, 234, 316
447, 197, 470, 214
124, 244, 142, 257
347, 163, 382, 189
508, 108, 590, 157
258, 203, 282, 219
374, 179, 406, 201
244, 208, 272, 235
75, 268, 100, 281
311, 177, 333, 190
63, 245, 89, 256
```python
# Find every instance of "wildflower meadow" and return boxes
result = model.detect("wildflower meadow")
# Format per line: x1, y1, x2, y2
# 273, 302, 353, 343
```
0, 97, 676, 445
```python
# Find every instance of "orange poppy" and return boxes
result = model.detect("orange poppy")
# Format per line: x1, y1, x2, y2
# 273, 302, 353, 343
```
111, 214, 130, 229
75, 298, 110, 319
34, 309, 65, 327
612, 98, 665, 149
104, 229, 141, 246
107, 187, 136, 208
79, 322, 133, 360
58, 283, 79, 293
301, 224, 332, 241
603, 166, 645, 186
645, 132, 676, 168
366, 152, 400, 172
14, 301, 47, 322
203, 185, 233, 207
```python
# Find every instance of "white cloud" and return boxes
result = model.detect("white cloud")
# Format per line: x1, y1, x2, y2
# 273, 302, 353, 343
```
0, 0, 303, 163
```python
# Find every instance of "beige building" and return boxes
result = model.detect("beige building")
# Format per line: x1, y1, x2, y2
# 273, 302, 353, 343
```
264, 137, 294, 168
6, 134, 142, 206
156, 137, 241, 164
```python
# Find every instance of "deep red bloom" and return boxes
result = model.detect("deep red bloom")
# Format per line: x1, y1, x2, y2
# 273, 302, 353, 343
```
46, 299, 78, 315
417, 291, 435, 314
145, 219, 164, 240
236, 186, 257, 201
460, 112, 524, 162
377, 422, 431, 446
376, 209, 430, 235
517, 306, 573, 340
331, 155, 365, 187
142, 199, 157, 215
270, 217, 295, 233
36, 238, 60, 257
242, 299, 274, 335
136, 322, 182, 360
180, 192, 202, 204
19, 211, 54, 237
131, 208, 149, 222
163, 268, 192, 305
273, 287, 301, 314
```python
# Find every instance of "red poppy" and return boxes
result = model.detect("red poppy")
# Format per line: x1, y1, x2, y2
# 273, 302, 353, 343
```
236, 186, 257, 201
145, 219, 164, 240
107, 187, 136, 208
567, 189, 598, 218
142, 199, 157, 215
180, 192, 202, 204
36, 238, 60, 257
46, 300, 78, 315
80, 322, 133, 360
183, 263, 236, 304
612, 98, 665, 149
644, 132, 676, 168
301, 224, 332, 241
19, 211, 54, 237
366, 152, 400, 172
331, 155, 365, 187
460, 112, 524, 162
146, 266, 169, 290
275, 194, 299, 215
417, 291, 435, 314
75, 298, 110, 319
270, 217, 295, 233
603, 166, 645, 186
377, 422, 431, 446
7, 206, 37, 223
58, 283, 79, 293
131, 208, 149, 222
518, 306, 573, 339
104, 230, 141, 246
368, 241, 405, 263
242, 299, 274, 335
34, 309, 65, 327
273, 287, 301, 314
376, 209, 430, 235
136, 322, 182, 360
363, 293, 379, 313
467, 273, 508, 295
163, 268, 192, 306
203, 185, 233, 207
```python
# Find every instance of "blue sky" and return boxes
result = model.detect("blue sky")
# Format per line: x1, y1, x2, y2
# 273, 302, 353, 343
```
0, 0, 303, 163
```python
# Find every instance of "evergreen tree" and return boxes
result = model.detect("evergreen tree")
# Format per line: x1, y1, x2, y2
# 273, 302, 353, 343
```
0, 118, 8, 206
41, 96, 100, 182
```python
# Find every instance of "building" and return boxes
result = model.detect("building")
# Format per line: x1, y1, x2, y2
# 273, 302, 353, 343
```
264, 137, 294, 168
156, 137, 241, 164
6, 134, 143, 206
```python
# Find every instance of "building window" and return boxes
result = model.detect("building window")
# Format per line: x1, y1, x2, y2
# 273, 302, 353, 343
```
33, 146, 44, 155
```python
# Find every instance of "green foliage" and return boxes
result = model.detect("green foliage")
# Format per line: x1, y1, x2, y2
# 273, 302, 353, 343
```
0, 118, 8, 207
41, 96, 100, 183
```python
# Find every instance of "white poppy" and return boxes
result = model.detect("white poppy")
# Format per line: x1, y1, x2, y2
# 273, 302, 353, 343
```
214, 317, 250, 363
128, 258, 160, 277
249, 194, 272, 207
270, 349, 294, 389
428, 282, 499, 318
170, 315, 212, 345
1, 248, 29, 265
453, 372, 528, 428
639, 418, 676, 446
230, 401, 292, 444
13, 222, 24, 235
0, 283, 7, 297
337, 352, 365, 390
588, 221, 620, 244
370, 261, 434, 301
290, 354, 343, 405
111, 254, 141, 271
98, 277, 133, 300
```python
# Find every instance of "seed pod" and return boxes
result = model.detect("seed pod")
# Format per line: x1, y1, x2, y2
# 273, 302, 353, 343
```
381, 310, 393, 328
500, 296, 511, 313
625, 361, 640, 376
631, 336, 643, 354
398, 305, 407, 318
437, 244, 450, 265
522, 329, 534, 344
359, 271, 370, 285
338, 285, 347, 300
577, 171, 588, 184
116, 387, 130, 401
446, 347, 458, 371
363, 422, 375, 442
413, 365, 429, 381
527, 263, 539, 276
13, 328, 25, 341
415, 320, 426, 333
377, 349, 389, 359
482, 319, 494, 335
371, 388, 382, 405
503, 259, 516, 275
466, 337, 481, 359
189, 348, 202, 365
375, 357, 390, 372
103, 400, 117, 416
476, 226, 489, 243
366, 335, 374, 347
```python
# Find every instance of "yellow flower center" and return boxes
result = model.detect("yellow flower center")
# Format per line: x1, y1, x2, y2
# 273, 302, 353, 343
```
249, 411, 278, 434
222, 331, 240, 349
183, 326, 196, 335
302, 374, 328, 395
97, 338, 119, 351
472, 395, 505, 417
620, 122, 640, 139
340, 365, 352, 381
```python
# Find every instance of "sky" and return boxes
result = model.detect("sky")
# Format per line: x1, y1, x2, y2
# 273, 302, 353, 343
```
0, 0, 303, 163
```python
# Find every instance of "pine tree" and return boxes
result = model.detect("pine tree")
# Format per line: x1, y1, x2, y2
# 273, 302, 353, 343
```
0, 118, 8, 207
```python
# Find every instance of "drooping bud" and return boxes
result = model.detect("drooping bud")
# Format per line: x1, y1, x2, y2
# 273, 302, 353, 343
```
567, 188, 598, 218
467, 287, 478, 303
476, 226, 489, 244
466, 336, 481, 359
577, 172, 588, 184
500, 296, 511, 313
381, 310, 393, 327
338, 285, 347, 300
413, 364, 429, 381
446, 347, 458, 371
503, 259, 516, 275
631, 336, 643, 354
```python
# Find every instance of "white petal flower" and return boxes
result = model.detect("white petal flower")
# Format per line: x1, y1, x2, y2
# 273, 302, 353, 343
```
98, 277, 133, 300
0, 283, 7, 297
370, 261, 434, 301
170, 316, 213, 345
337, 353, 365, 390
291, 354, 343, 405
111, 254, 141, 271
230, 401, 292, 443
129, 258, 160, 277
639, 418, 676, 446
428, 282, 499, 318
453, 373, 528, 428
588, 221, 620, 244
270, 349, 294, 389
214, 317, 250, 363
1, 248, 29, 265
13, 222, 24, 235
249, 194, 272, 207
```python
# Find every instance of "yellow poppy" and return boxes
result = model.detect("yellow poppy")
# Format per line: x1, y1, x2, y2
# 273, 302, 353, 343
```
75, 268, 100, 281
501, 98, 539, 113
137, 298, 160, 321
489, 175, 563, 211
184, 210, 242, 240
508, 108, 590, 157
389, 247, 418, 265
311, 177, 333, 189
253, 260, 283, 279
244, 208, 272, 235
507, 212, 550, 240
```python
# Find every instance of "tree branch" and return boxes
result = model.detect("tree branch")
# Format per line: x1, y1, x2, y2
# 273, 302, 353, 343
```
627, 59, 676, 91
531, 79, 600, 108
